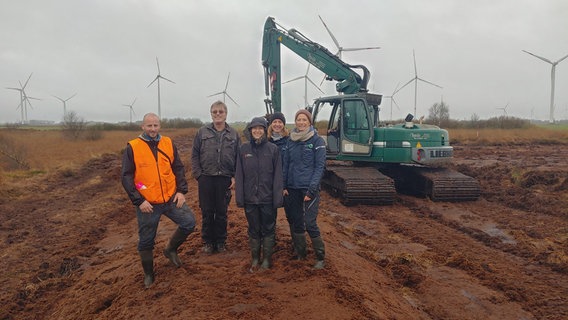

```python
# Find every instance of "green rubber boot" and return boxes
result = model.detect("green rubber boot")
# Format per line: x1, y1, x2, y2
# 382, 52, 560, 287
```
163, 228, 190, 268
261, 235, 275, 269
139, 250, 154, 288
311, 236, 325, 269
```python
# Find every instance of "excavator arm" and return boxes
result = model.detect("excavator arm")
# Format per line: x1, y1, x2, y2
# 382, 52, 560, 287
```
262, 16, 370, 114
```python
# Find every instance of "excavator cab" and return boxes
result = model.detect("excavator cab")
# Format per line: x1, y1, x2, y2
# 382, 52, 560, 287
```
312, 94, 374, 160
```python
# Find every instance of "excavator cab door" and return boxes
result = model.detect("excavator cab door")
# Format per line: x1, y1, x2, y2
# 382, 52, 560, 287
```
338, 98, 373, 156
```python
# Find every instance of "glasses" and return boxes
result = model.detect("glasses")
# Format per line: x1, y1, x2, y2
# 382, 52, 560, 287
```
211, 110, 225, 115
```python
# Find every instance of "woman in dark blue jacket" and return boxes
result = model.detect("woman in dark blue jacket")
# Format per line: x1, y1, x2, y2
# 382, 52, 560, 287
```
283, 109, 327, 269
236, 117, 283, 271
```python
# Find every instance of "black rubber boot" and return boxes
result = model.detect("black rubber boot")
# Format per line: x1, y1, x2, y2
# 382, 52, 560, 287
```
139, 250, 154, 289
292, 232, 307, 260
261, 235, 275, 269
289, 224, 297, 255
311, 236, 325, 269
163, 228, 189, 268
248, 237, 261, 273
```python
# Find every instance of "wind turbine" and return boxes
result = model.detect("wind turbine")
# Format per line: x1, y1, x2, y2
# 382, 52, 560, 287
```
52, 93, 76, 116
382, 83, 401, 121
147, 57, 175, 119
394, 50, 443, 117
123, 98, 137, 124
496, 103, 509, 116
6, 73, 37, 124
522, 50, 568, 123
207, 72, 240, 107
318, 15, 381, 59
283, 64, 325, 107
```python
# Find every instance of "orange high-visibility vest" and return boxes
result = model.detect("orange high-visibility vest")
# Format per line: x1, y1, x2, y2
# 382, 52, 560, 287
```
129, 136, 176, 204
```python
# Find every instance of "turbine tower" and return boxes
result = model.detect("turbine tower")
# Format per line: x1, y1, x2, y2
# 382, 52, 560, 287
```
147, 57, 175, 119
52, 93, 76, 116
522, 50, 568, 123
123, 97, 137, 124
207, 72, 240, 107
318, 15, 381, 59
394, 50, 443, 117
282, 64, 324, 108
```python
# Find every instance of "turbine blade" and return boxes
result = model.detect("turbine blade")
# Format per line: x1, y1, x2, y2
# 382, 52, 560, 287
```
22, 73, 33, 89
417, 77, 443, 89
307, 77, 325, 94
207, 91, 224, 97
225, 93, 240, 107
413, 50, 418, 76
522, 50, 553, 64
156, 57, 161, 74
283, 76, 304, 84
147, 76, 159, 87
318, 15, 340, 51
52, 95, 64, 102
160, 75, 176, 84
557, 52, 568, 64
225, 72, 231, 90
342, 46, 381, 52
394, 78, 414, 95
67, 93, 77, 101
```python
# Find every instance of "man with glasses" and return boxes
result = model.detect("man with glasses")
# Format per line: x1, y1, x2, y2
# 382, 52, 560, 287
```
191, 101, 241, 254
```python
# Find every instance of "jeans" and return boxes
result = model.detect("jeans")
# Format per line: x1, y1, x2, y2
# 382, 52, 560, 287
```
284, 188, 321, 238
136, 200, 196, 251
198, 175, 232, 245
244, 204, 276, 240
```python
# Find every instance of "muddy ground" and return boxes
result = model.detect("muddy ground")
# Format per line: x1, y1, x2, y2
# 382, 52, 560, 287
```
1, 136, 567, 320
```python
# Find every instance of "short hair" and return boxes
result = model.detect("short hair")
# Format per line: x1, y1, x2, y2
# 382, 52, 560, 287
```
142, 112, 160, 123
210, 100, 228, 113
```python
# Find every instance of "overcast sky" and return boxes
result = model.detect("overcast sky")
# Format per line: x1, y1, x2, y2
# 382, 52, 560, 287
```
1, 0, 567, 124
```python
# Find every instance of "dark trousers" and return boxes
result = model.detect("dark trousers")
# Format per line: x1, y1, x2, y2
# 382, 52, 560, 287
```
245, 204, 276, 240
198, 175, 231, 245
284, 188, 321, 238
136, 201, 196, 251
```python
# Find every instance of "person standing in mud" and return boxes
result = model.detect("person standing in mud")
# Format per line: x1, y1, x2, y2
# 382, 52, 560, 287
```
121, 112, 196, 289
236, 116, 283, 271
267, 112, 292, 246
191, 101, 241, 254
283, 109, 327, 269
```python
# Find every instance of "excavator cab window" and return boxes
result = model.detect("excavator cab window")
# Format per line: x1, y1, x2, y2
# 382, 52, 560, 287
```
343, 99, 371, 144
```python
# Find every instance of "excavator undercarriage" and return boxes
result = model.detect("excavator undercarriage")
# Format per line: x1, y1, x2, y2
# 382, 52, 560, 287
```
322, 162, 480, 205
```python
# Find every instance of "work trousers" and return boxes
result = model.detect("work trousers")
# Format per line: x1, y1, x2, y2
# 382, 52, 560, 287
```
198, 175, 232, 245
245, 204, 276, 240
284, 188, 321, 238
136, 200, 196, 251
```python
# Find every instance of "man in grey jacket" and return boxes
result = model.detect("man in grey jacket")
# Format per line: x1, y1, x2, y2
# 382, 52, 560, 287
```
191, 101, 241, 254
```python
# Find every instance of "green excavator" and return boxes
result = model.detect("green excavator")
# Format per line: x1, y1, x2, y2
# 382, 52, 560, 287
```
262, 17, 480, 204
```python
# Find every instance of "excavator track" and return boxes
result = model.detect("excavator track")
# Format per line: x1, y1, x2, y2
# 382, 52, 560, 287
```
380, 165, 481, 202
322, 165, 396, 205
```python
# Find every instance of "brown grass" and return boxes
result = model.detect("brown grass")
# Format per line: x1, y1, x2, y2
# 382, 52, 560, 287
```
0, 128, 196, 172
1, 126, 567, 173
449, 128, 568, 146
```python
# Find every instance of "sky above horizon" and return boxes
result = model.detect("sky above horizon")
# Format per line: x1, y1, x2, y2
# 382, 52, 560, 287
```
1, 0, 568, 124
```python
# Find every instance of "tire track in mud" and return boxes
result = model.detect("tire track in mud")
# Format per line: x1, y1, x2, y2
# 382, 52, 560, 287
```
320, 194, 566, 319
